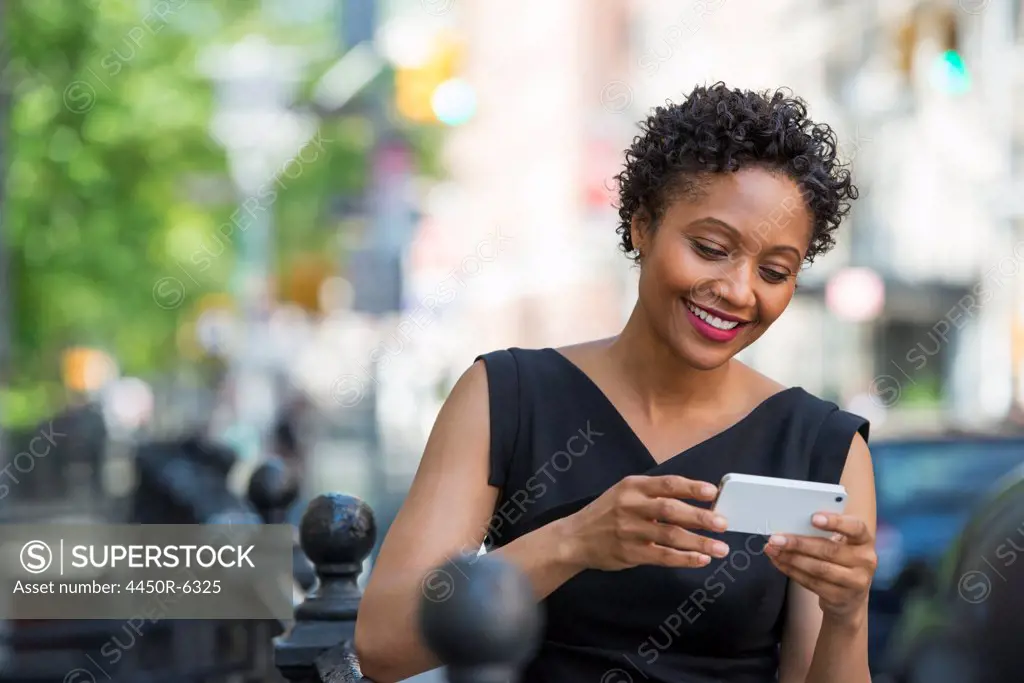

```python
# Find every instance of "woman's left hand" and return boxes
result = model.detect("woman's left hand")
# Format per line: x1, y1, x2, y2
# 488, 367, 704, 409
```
765, 513, 877, 623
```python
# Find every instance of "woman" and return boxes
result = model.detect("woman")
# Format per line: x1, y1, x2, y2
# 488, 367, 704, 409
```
355, 83, 876, 683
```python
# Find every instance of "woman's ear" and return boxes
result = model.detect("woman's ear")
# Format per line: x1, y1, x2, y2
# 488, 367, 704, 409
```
630, 212, 648, 260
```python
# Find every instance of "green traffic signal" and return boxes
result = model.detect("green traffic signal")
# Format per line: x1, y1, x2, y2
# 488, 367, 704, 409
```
931, 49, 971, 95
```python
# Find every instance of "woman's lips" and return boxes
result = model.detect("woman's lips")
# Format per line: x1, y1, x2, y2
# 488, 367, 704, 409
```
683, 299, 748, 343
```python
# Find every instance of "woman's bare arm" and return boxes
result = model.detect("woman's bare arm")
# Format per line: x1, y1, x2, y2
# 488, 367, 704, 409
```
355, 359, 727, 682
353, 361, 585, 682
777, 433, 876, 683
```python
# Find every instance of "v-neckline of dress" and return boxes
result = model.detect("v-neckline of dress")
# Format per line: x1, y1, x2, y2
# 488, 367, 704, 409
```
544, 347, 802, 469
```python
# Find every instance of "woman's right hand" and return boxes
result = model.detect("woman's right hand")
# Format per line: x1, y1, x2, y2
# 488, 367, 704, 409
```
562, 475, 731, 571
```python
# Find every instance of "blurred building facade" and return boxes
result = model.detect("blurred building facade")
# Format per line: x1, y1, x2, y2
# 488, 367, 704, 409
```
428, 0, 1024, 436
799, 0, 1021, 433
437, 0, 635, 355
358, 0, 1024, 483
818, 0, 1020, 436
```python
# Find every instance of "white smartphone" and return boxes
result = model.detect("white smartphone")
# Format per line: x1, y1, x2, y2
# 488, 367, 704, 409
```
711, 473, 847, 538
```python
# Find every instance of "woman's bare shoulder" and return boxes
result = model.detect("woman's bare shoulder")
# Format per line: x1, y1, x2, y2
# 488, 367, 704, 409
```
551, 338, 617, 366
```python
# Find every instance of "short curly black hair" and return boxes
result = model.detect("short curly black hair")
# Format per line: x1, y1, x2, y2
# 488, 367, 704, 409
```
615, 82, 858, 265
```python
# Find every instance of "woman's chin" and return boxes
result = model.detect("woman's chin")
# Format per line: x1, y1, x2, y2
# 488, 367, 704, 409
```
675, 343, 734, 371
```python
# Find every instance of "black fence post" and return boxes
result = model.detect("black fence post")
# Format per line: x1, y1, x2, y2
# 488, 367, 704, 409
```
275, 493, 376, 683
420, 553, 543, 683
247, 455, 299, 524
248, 456, 316, 592
274, 495, 543, 683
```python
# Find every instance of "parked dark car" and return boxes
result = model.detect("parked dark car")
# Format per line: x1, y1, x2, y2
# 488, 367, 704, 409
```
875, 460, 1024, 683
867, 436, 1024, 671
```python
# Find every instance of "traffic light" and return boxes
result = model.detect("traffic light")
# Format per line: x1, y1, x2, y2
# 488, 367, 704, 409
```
931, 10, 970, 95
932, 49, 970, 95
895, 6, 970, 96
395, 63, 440, 123
394, 31, 474, 126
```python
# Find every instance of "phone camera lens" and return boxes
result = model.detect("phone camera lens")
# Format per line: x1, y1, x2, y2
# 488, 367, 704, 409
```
835, 496, 843, 503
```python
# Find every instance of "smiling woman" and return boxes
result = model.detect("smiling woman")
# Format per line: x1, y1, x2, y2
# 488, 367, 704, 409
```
630, 169, 815, 369
355, 82, 876, 683
616, 83, 857, 373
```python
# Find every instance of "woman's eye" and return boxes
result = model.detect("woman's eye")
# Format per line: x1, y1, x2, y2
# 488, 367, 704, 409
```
694, 242, 728, 258
760, 268, 790, 284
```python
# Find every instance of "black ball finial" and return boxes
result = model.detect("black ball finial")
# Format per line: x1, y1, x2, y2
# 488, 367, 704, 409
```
298, 493, 376, 570
419, 553, 543, 683
275, 493, 377, 682
294, 493, 376, 622
247, 457, 299, 523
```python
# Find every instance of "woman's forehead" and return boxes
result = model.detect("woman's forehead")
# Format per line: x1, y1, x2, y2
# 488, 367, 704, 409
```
665, 169, 813, 242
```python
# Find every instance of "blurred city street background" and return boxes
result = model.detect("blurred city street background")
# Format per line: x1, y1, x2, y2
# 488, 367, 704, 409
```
2, 0, 1024, 681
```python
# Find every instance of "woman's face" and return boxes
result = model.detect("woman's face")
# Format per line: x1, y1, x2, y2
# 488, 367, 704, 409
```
632, 167, 813, 371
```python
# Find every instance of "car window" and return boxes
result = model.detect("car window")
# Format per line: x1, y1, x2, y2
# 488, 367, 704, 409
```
874, 441, 1024, 514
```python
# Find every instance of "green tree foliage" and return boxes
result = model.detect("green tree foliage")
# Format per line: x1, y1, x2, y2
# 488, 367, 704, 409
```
2, 0, 436, 426
2, 0, 233, 424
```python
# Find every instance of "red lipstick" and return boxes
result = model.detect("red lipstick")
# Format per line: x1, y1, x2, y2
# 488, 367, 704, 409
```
683, 299, 748, 343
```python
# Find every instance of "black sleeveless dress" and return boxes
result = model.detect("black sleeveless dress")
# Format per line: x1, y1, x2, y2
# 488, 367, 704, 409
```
475, 347, 870, 683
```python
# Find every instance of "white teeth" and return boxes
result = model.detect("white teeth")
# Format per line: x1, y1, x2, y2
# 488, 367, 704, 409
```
686, 301, 740, 330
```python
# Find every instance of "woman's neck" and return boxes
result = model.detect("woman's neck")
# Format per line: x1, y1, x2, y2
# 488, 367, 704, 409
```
606, 303, 739, 420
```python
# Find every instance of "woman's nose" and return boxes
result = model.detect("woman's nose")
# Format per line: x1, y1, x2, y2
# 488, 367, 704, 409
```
717, 266, 757, 311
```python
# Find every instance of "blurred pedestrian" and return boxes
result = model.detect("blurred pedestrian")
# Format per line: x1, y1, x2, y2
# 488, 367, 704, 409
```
269, 396, 313, 528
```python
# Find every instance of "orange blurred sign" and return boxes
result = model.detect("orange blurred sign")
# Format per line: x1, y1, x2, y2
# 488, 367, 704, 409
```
61, 347, 116, 393
284, 256, 335, 312
395, 31, 464, 123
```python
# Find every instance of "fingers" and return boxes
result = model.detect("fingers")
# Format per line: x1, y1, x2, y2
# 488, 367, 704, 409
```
632, 496, 728, 533
811, 513, 872, 544
767, 534, 850, 564
768, 547, 864, 590
630, 474, 719, 503
609, 509, 729, 558
768, 555, 847, 602
643, 522, 731, 559
634, 542, 715, 569
612, 476, 731, 568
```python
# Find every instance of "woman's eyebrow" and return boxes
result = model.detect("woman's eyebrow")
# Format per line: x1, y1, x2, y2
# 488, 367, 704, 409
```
687, 217, 739, 237
765, 244, 803, 261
